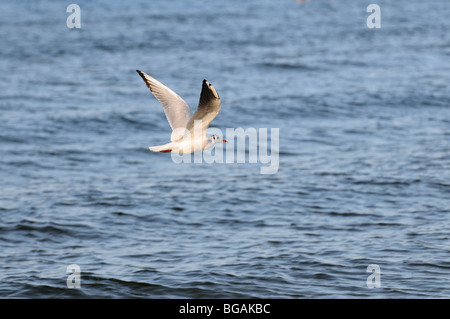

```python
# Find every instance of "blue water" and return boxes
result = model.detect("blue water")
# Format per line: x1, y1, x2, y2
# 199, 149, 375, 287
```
0, 0, 449, 298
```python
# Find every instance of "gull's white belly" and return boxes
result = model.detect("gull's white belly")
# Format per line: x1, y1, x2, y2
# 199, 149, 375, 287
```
172, 138, 207, 154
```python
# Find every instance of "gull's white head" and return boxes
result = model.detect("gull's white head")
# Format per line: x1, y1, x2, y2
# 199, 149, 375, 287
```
211, 134, 227, 143
207, 134, 227, 148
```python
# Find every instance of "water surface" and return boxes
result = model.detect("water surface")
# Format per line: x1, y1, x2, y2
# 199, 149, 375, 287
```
0, 0, 449, 298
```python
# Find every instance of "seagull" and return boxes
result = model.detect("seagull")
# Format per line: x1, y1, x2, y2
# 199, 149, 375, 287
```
136, 70, 226, 154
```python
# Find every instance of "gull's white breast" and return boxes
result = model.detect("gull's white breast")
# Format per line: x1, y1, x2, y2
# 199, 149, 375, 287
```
172, 138, 208, 154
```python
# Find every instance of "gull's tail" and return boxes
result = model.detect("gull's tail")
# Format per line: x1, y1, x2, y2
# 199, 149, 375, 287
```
149, 142, 173, 153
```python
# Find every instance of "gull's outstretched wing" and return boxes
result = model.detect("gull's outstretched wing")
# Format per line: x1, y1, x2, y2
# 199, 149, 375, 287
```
184, 80, 221, 138
136, 70, 191, 141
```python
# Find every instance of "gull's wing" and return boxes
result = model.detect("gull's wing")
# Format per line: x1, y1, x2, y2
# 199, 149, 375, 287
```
136, 70, 191, 142
184, 80, 221, 139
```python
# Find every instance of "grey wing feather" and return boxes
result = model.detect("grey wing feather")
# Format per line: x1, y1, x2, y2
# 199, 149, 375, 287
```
185, 80, 221, 138
136, 70, 191, 141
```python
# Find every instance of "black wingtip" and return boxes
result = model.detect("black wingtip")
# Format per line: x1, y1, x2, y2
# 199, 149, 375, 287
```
136, 70, 146, 81
203, 79, 213, 88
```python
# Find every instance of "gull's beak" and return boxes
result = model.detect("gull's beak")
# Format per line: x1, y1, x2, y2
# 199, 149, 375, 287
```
222, 139, 227, 143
